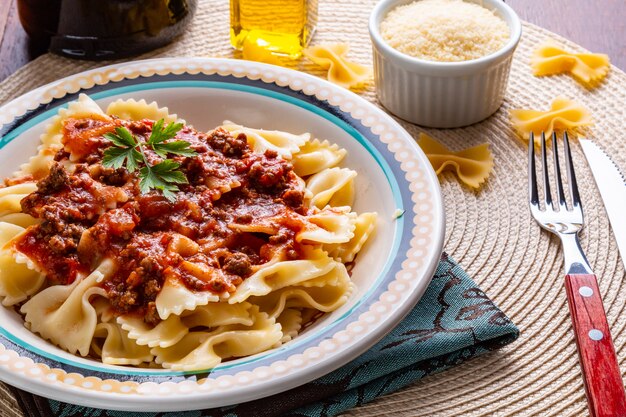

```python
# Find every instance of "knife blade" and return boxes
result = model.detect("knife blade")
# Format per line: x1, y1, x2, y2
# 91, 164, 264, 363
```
580, 139, 626, 270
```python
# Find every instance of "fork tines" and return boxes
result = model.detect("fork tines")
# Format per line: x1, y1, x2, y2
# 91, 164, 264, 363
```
528, 131, 581, 212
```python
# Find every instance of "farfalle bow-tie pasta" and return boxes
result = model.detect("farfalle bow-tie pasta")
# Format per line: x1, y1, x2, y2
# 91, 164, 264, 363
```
531, 41, 610, 85
510, 97, 592, 141
303, 43, 371, 89
0, 94, 377, 371
417, 133, 494, 189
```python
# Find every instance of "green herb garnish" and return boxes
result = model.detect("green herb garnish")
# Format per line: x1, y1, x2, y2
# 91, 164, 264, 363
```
102, 119, 196, 201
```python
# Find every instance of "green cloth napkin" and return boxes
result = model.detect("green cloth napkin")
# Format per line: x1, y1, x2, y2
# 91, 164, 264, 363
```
11, 253, 518, 417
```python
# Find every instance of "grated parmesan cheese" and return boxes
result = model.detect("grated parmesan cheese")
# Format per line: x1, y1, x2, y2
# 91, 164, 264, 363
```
380, 0, 510, 62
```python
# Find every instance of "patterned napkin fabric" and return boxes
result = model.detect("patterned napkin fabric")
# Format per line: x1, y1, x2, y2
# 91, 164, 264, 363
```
10, 253, 518, 417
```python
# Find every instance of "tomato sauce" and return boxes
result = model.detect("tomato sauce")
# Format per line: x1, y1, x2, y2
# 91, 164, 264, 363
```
13, 117, 310, 325
15, 229, 87, 285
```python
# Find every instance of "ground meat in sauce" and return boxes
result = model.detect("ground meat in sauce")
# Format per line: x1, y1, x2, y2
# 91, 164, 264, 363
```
13, 118, 311, 325
222, 252, 253, 277
145, 302, 160, 326
282, 189, 305, 208
206, 128, 248, 158
89, 164, 130, 186
248, 151, 293, 189
34, 162, 69, 194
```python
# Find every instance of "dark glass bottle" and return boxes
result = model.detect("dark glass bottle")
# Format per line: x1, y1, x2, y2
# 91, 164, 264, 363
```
17, 0, 197, 60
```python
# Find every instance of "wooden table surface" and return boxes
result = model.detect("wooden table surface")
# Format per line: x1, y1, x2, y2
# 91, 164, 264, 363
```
0, 0, 624, 84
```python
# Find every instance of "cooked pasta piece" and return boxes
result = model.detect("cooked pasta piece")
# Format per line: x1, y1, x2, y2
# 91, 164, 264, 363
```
276, 308, 303, 344
250, 271, 353, 319
510, 97, 592, 141
0, 223, 44, 306
92, 322, 154, 366
92, 296, 115, 324
152, 306, 283, 371
118, 314, 190, 349
0, 213, 39, 228
0, 183, 37, 215
297, 262, 349, 288
303, 43, 371, 89
17, 94, 110, 178
531, 41, 610, 84
155, 275, 221, 320
291, 139, 347, 177
306, 167, 356, 209
119, 302, 255, 348
20, 259, 114, 356
417, 133, 494, 189
297, 207, 357, 244
106, 98, 182, 124
181, 301, 255, 328
221, 122, 309, 158
228, 249, 343, 303
324, 212, 378, 263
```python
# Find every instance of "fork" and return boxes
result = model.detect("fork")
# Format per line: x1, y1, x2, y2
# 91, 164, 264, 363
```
529, 132, 626, 417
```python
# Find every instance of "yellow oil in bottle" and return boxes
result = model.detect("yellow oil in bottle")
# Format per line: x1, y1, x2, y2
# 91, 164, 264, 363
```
230, 0, 318, 59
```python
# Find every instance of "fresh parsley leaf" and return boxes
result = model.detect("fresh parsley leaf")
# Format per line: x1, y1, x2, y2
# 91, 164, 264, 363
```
151, 159, 180, 171
103, 126, 142, 171
159, 170, 188, 185
139, 162, 185, 202
102, 147, 130, 169
152, 160, 188, 184
125, 149, 143, 173
158, 185, 180, 202
147, 119, 196, 159
139, 165, 164, 194
148, 119, 184, 145
104, 127, 137, 148
103, 133, 126, 148
102, 145, 142, 172
152, 140, 198, 158
102, 120, 193, 200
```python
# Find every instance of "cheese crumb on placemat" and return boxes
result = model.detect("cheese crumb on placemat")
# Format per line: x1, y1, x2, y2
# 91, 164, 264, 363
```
380, 0, 509, 62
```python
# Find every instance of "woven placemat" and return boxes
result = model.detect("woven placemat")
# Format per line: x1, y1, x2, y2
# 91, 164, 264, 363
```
1, 1, 625, 416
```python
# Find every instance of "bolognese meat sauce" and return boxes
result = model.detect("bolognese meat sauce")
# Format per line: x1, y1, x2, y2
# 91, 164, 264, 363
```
14, 117, 311, 325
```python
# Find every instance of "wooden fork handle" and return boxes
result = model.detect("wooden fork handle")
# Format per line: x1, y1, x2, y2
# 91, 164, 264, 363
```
565, 274, 626, 417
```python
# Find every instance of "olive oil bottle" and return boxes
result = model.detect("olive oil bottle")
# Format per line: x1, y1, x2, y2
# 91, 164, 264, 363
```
230, 0, 318, 59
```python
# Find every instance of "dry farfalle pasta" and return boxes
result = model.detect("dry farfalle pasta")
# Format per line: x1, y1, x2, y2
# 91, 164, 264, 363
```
417, 133, 494, 189
510, 97, 592, 141
303, 43, 371, 89
241, 37, 282, 65
531, 41, 610, 85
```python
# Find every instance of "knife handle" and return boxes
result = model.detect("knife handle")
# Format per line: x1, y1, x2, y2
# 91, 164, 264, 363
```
565, 274, 626, 417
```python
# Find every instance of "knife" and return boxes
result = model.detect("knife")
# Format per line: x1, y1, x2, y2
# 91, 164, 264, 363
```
580, 139, 626, 270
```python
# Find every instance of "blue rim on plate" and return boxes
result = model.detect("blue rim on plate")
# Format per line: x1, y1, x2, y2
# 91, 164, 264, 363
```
0, 58, 444, 411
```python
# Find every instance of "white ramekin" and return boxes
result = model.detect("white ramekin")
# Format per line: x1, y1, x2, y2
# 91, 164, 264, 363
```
369, 0, 522, 128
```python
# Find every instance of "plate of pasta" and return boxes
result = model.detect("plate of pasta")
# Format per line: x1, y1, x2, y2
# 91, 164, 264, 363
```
0, 58, 444, 411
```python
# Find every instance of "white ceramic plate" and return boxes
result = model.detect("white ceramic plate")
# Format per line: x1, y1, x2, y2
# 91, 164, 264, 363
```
0, 58, 444, 411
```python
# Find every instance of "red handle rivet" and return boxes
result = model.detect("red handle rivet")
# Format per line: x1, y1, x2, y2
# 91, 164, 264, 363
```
589, 329, 604, 341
